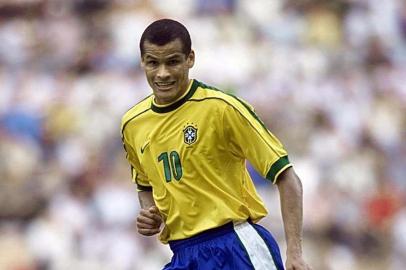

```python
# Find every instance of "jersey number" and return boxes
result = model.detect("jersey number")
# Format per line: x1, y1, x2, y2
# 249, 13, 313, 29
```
158, 151, 183, 182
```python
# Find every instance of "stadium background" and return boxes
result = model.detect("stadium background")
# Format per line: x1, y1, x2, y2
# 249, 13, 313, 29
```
0, 0, 405, 269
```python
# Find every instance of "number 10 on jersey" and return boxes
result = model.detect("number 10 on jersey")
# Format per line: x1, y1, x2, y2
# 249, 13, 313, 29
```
158, 151, 183, 182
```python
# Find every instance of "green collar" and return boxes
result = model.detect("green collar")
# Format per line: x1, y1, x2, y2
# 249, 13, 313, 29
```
151, 80, 199, 113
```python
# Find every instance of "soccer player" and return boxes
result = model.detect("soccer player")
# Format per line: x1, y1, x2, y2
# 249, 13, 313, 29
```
121, 19, 311, 270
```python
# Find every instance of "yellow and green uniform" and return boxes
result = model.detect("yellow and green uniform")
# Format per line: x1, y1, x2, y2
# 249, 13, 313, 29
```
121, 79, 292, 243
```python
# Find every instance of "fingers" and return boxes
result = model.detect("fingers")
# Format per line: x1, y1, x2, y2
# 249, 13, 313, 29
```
286, 262, 312, 270
138, 209, 161, 223
136, 207, 163, 236
149, 206, 159, 213
286, 258, 311, 270
137, 227, 161, 236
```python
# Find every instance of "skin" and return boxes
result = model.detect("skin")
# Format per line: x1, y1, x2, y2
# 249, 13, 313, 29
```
136, 38, 195, 236
141, 39, 195, 105
136, 37, 311, 270
136, 191, 162, 236
277, 167, 311, 270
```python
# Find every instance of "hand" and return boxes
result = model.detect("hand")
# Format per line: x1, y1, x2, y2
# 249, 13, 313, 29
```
136, 206, 162, 236
285, 253, 311, 270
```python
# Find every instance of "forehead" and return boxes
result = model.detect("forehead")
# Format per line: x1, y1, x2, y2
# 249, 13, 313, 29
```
143, 39, 185, 59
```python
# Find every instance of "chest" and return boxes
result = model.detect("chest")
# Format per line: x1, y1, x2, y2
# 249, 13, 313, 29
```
133, 104, 224, 179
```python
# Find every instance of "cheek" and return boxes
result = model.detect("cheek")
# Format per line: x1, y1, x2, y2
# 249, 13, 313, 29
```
175, 66, 188, 78
144, 72, 155, 87
145, 70, 155, 80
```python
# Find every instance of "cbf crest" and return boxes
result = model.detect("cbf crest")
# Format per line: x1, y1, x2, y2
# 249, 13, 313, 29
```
183, 123, 198, 145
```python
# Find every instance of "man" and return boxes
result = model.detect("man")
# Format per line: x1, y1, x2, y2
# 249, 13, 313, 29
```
121, 19, 311, 270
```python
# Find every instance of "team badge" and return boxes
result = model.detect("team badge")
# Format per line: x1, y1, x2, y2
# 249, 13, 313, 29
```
183, 125, 198, 145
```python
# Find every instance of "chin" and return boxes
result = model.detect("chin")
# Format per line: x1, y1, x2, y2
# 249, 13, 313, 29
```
155, 93, 177, 105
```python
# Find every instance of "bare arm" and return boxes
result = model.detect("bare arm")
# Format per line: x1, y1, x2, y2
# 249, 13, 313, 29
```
277, 167, 310, 270
136, 191, 162, 236
138, 190, 156, 209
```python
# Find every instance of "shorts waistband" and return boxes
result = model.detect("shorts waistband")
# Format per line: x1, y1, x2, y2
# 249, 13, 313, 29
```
168, 222, 237, 252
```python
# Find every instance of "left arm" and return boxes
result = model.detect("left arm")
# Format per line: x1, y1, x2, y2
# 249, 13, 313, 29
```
220, 98, 310, 268
277, 167, 311, 270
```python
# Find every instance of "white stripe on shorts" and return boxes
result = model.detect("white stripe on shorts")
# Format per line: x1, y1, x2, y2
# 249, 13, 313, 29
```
233, 222, 277, 270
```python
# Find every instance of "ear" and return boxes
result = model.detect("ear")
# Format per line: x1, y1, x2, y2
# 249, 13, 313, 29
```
187, 50, 195, 68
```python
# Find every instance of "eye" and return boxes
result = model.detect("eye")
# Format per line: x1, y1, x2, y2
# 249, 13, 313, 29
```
168, 59, 180, 66
146, 60, 158, 66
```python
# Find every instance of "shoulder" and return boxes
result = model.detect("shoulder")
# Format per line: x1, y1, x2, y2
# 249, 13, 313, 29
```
193, 80, 255, 113
121, 95, 153, 134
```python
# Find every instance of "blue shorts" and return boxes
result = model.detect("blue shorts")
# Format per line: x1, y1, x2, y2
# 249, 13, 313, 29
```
163, 221, 284, 270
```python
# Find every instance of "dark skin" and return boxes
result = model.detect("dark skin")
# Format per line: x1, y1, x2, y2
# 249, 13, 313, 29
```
141, 39, 194, 105
137, 39, 195, 236
136, 38, 193, 236
277, 167, 311, 270
136, 193, 162, 236
136, 38, 311, 270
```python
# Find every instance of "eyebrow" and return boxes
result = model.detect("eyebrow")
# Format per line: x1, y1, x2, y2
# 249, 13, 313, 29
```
144, 55, 157, 60
144, 53, 184, 60
167, 55, 182, 60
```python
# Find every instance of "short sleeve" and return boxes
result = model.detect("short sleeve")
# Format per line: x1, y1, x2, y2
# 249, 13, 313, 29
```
122, 135, 152, 191
222, 98, 292, 184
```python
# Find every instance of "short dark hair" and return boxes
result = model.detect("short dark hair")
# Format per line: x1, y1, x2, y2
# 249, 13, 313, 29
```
139, 19, 192, 56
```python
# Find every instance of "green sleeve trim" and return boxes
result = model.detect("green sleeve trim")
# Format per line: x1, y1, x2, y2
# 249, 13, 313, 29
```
134, 170, 152, 191
137, 184, 152, 192
266, 156, 292, 184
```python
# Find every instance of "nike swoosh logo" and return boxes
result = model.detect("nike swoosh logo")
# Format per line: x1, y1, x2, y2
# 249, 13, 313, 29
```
141, 141, 150, 154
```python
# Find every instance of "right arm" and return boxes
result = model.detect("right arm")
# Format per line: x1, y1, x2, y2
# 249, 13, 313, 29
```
121, 133, 162, 237
136, 191, 162, 236
138, 190, 156, 209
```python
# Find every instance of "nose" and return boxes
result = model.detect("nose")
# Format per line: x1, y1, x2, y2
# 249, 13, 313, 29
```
156, 64, 170, 80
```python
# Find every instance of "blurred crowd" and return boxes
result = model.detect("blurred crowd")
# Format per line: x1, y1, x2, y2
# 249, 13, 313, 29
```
0, 0, 405, 269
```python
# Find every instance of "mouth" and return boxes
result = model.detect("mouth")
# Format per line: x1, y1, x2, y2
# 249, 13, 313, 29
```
155, 81, 176, 91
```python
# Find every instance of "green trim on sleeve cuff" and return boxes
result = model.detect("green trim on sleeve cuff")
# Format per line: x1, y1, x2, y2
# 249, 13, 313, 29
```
137, 184, 152, 192
266, 156, 292, 184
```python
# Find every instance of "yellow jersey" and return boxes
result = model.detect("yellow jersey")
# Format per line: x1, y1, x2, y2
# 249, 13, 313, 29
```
121, 79, 292, 243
